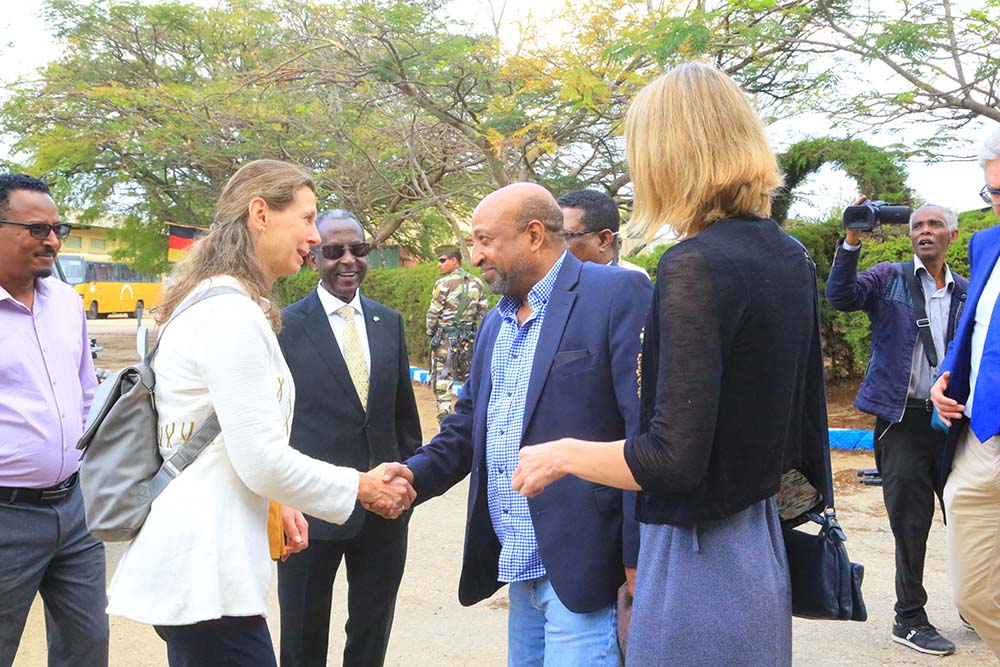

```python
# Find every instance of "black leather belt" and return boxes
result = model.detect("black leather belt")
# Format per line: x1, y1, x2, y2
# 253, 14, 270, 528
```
906, 398, 934, 412
0, 472, 78, 505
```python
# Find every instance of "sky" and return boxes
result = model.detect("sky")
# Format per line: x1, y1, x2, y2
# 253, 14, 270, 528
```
1, 0, 994, 221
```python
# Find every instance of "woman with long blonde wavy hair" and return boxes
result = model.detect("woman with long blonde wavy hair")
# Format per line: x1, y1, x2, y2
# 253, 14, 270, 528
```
106, 160, 415, 667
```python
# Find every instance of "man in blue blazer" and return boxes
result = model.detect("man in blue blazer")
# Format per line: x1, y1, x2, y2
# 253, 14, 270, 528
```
931, 127, 1000, 655
381, 183, 650, 665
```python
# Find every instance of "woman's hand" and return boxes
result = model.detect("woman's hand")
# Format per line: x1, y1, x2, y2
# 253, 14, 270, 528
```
512, 439, 572, 497
280, 506, 309, 561
358, 463, 416, 519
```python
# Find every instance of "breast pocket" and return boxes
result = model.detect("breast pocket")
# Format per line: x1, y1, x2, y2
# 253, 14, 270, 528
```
551, 349, 596, 377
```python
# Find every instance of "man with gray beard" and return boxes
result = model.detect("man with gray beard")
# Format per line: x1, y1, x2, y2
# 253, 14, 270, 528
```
376, 183, 651, 664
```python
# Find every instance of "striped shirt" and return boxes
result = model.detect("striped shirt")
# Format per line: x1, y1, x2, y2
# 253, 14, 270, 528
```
486, 252, 566, 583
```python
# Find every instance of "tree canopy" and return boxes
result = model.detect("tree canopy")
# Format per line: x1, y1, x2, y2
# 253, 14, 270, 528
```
1, 0, 994, 271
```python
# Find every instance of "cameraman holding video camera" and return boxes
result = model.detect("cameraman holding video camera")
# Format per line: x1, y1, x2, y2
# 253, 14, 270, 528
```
826, 199, 968, 656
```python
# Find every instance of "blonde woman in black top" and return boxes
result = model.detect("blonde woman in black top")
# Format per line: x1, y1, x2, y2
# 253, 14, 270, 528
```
512, 63, 828, 666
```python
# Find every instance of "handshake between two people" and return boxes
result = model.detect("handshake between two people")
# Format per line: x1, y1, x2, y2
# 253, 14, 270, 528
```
278, 463, 418, 560
360, 462, 417, 519
281, 444, 573, 557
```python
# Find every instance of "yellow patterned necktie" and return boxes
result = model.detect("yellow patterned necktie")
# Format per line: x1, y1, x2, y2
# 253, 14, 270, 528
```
337, 305, 368, 410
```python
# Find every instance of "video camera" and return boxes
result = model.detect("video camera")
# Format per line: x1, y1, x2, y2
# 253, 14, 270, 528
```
842, 200, 911, 232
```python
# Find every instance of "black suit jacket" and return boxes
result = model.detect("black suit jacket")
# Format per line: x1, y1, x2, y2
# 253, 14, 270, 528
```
279, 289, 422, 541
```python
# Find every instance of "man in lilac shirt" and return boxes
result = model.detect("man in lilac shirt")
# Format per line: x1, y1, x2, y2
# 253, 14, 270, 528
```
0, 174, 108, 667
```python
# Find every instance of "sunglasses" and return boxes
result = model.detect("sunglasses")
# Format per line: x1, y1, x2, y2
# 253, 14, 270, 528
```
311, 242, 371, 260
980, 185, 1000, 206
0, 220, 72, 240
560, 229, 599, 240
437, 256, 453, 263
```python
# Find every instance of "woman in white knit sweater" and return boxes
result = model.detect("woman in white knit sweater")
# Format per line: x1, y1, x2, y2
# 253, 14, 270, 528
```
106, 160, 415, 666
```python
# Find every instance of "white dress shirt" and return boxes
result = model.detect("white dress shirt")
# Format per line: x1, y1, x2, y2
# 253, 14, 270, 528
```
316, 283, 371, 374
968, 259, 1000, 418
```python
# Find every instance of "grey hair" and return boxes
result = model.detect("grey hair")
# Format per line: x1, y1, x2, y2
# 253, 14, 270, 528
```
981, 127, 1000, 168
911, 204, 958, 232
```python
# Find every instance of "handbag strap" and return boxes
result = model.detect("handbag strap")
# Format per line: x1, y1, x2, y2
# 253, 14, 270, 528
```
900, 260, 938, 370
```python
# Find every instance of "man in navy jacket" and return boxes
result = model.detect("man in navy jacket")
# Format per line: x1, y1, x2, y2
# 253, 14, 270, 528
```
932, 127, 1000, 656
379, 183, 650, 665
827, 202, 967, 656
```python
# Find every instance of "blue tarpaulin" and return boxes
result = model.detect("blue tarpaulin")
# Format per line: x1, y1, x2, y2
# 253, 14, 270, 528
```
828, 429, 874, 451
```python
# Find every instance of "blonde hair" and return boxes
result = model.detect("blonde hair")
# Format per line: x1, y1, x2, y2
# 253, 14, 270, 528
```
625, 62, 783, 240
156, 159, 315, 332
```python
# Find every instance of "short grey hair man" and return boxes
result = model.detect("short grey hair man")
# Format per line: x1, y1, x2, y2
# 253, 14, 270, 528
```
910, 204, 958, 232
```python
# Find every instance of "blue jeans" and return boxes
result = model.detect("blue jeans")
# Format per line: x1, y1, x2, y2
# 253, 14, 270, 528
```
507, 577, 620, 667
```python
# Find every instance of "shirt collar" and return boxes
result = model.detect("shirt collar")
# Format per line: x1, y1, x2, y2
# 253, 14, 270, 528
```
496, 251, 567, 320
0, 277, 49, 310
317, 282, 363, 316
913, 254, 955, 289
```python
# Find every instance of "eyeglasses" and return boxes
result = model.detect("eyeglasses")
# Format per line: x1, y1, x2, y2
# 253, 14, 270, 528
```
437, 257, 452, 263
980, 185, 1000, 205
0, 220, 72, 240
560, 229, 599, 240
310, 242, 370, 260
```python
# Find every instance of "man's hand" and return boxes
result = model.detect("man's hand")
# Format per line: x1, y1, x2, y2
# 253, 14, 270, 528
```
844, 196, 868, 246
280, 506, 309, 561
511, 439, 570, 498
359, 463, 416, 519
931, 371, 965, 427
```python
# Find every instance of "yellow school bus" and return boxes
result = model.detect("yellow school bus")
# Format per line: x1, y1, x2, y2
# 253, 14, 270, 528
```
59, 254, 163, 319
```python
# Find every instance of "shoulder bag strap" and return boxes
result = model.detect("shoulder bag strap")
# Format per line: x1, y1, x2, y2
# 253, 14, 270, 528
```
145, 284, 247, 501
900, 260, 938, 369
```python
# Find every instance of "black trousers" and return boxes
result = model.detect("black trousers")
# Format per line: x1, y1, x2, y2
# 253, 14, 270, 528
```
875, 407, 946, 627
154, 616, 276, 667
277, 513, 408, 667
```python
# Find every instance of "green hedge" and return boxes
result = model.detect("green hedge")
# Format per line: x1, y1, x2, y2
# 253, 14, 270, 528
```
276, 210, 995, 377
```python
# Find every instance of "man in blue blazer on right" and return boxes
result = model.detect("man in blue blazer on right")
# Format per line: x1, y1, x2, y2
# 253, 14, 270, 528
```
378, 183, 650, 665
932, 127, 1000, 656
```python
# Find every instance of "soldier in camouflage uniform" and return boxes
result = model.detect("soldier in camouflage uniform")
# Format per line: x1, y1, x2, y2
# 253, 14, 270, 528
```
426, 244, 489, 421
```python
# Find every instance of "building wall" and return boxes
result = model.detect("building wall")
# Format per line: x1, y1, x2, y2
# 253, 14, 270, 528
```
61, 226, 113, 256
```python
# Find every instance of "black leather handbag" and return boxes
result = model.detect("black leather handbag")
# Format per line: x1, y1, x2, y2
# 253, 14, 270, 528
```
783, 510, 867, 621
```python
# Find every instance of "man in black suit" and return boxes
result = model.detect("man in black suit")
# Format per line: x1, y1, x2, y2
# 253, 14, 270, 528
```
277, 209, 422, 667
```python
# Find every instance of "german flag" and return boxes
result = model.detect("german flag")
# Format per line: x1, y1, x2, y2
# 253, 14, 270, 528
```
167, 223, 207, 263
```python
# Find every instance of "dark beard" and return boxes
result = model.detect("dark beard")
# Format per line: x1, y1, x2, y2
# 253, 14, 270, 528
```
33, 268, 53, 279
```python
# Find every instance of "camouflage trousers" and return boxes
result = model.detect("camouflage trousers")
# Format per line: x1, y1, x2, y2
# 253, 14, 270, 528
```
430, 342, 472, 420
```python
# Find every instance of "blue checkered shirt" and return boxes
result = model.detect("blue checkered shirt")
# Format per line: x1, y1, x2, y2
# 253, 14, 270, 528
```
486, 252, 566, 583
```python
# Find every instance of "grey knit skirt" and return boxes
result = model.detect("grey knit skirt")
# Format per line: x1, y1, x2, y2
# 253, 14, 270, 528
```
626, 497, 792, 667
